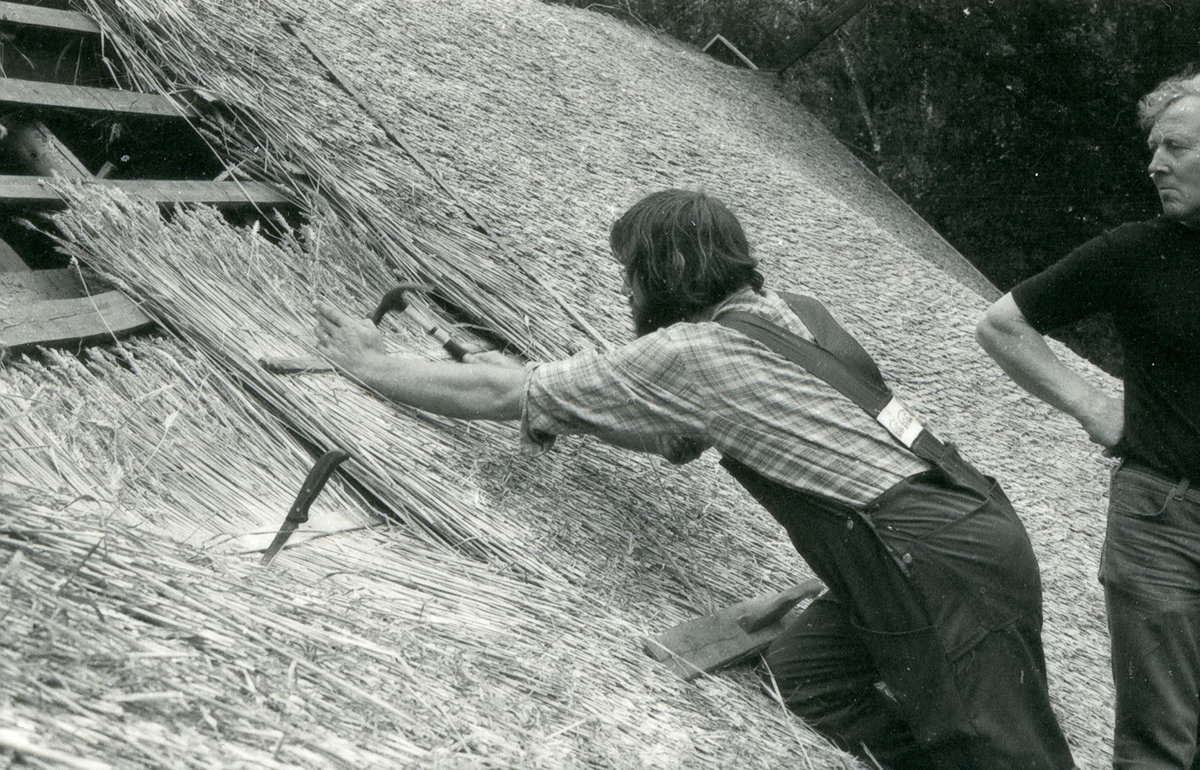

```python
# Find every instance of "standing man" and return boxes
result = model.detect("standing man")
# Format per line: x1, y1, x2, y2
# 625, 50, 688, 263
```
977, 70, 1200, 769
317, 189, 1074, 769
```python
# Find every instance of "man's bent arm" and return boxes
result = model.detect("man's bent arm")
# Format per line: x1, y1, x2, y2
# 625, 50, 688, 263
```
976, 292, 1123, 448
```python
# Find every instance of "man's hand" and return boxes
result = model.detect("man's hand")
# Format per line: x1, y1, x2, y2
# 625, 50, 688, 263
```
313, 301, 388, 376
310, 300, 525, 421
1079, 392, 1125, 450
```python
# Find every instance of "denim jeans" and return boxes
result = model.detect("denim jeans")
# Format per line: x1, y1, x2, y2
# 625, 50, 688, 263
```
1102, 460, 1200, 769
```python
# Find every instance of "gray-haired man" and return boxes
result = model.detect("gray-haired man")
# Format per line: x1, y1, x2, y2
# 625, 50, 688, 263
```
978, 70, 1200, 769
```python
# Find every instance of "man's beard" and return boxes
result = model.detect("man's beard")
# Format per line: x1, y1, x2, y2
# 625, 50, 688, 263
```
632, 296, 688, 337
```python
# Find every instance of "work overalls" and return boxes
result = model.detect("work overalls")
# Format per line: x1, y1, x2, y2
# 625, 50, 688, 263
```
718, 295, 1075, 770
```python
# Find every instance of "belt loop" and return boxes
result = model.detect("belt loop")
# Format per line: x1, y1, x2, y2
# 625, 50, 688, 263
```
1172, 477, 1191, 501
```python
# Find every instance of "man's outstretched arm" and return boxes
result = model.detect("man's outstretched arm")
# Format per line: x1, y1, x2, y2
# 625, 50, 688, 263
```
976, 292, 1123, 449
315, 302, 708, 461
313, 302, 526, 421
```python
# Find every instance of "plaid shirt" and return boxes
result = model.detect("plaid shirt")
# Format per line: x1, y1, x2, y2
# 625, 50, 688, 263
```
521, 289, 930, 507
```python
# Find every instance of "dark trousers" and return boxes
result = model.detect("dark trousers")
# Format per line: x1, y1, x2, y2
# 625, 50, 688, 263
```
1102, 461, 1200, 769
723, 459, 1075, 770
766, 594, 1064, 769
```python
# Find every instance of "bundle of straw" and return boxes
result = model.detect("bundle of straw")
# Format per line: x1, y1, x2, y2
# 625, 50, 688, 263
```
44, 186, 558, 572
0, 334, 371, 550
1, 345, 842, 768
80, 0, 591, 364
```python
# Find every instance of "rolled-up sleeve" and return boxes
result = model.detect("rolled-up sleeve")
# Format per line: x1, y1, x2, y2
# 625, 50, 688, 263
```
519, 332, 708, 456
519, 362, 558, 455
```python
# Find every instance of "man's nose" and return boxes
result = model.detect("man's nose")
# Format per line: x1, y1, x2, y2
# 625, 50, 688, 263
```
1149, 148, 1169, 177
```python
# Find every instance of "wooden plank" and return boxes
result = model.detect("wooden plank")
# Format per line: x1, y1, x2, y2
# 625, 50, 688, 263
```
5, 119, 91, 177
0, 268, 88, 301
0, 2, 101, 35
0, 234, 27, 271
0, 176, 290, 206
259, 356, 336, 375
0, 78, 199, 118
643, 580, 823, 681
0, 288, 154, 350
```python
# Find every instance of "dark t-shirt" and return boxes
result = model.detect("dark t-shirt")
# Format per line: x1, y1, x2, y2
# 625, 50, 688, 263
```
1011, 217, 1200, 481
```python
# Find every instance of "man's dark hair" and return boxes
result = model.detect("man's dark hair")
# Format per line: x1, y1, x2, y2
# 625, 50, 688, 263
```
610, 189, 763, 336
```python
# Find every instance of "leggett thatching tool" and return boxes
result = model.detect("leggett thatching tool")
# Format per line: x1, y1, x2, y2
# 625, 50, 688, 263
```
260, 282, 468, 374
370, 282, 469, 361
642, 578, 824, 681
260, 448, 350, 565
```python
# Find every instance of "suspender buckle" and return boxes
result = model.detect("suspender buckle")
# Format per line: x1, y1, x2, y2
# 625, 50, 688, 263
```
877, 397, 924, 449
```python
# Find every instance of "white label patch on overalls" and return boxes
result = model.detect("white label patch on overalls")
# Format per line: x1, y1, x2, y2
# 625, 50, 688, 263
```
877, 397, 924, 448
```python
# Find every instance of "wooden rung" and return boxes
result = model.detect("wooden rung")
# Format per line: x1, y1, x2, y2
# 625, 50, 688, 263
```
0, 176, 291, 206
0, 286, 154, 350
0, 268, 90, 300
0, 2, 101, 35
5, 119, 92, 178
0, 233, 27, 271
0, 78, 199, 118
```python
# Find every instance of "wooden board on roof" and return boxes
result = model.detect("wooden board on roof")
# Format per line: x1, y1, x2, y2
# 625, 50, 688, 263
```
0, 78, 199, 118
0, 176, 290, 206
0, 2, 101, 35
0, 268, 153, 350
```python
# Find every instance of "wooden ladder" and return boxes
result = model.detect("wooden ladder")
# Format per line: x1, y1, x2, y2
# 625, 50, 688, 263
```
0, 1, 290, 352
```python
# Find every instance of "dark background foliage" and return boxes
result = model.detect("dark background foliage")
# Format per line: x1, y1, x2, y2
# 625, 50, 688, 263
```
551, 0, 1200, 375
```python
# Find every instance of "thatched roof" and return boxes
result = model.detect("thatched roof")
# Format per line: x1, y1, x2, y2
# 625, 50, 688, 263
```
2, 0, 1119, 767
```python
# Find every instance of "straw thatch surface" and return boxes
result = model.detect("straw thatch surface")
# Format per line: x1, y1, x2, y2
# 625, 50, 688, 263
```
1, 0, 1122, 767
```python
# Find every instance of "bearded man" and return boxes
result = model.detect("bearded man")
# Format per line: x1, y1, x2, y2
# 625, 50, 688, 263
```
318, 189, 1074, 769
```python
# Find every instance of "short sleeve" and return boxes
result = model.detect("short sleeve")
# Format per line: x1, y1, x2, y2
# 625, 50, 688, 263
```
1010, 223, 1147, 333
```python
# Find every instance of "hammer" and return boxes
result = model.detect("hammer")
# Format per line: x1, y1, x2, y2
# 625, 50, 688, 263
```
260, 282, 467, 374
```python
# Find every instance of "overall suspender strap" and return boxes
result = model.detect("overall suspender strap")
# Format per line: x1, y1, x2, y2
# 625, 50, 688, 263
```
716, 292, 934, 457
